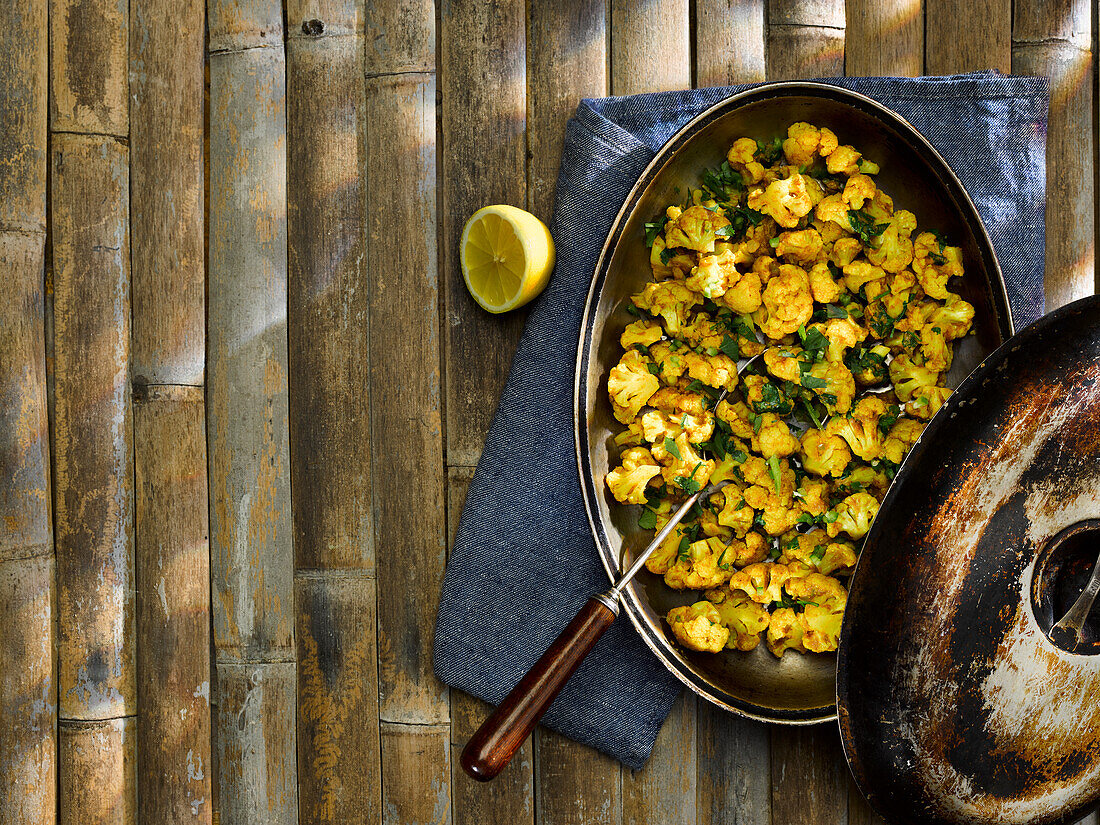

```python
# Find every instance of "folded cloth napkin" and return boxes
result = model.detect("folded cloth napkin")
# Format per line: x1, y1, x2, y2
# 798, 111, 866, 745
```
434, 72, 1049, 770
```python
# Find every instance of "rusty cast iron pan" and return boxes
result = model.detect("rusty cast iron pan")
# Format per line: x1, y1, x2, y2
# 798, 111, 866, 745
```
575, 82, 1013, 722
838, 294, 1100, 825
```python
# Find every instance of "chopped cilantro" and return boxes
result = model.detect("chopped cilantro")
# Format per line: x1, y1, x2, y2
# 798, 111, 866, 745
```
809, 544, 827, 563
878, 403, 901, 435
797, 325, 828, 361
664, 436, 681, 459
769, 236, 781, 248
659, 247, 673, 265
719, 334, 740, 361
767, 454, 782, 493
848, 209, 890, 245
826, 304, 849, 319
676, 532, 691, 562
638, 508, 658, 531
646, 362, 661, 376
644, 215, 668, 247
756, 136, 783, 165
823, 509, 839, 524
801, 373, 828, 390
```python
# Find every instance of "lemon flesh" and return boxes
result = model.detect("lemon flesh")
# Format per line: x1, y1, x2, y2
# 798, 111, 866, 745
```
460, 205, 555, 313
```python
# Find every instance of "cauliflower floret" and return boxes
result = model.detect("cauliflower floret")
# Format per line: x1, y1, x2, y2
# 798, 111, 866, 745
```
665, 536, 733, 590
620, 318, 664, 349
826, 396, 887, 461
831, 237, 862, 267
647, 340, 687, 383
614, 417, 645, 447
815, 194, 854, 232
718, 486, 755, 537
763, 346, 803, 384
907, 385, 952, 420
748, 173, 815, 229
882, 416, 924, 465
757, 264, 814, 339
632, 281, 702, 335
681, 350, 738, 391
795, 477, 830, 517
743, 374, 794, 416
666, 601, 730, 653
652, 432, 714, 491
826, 144, 862, 176
649, 386, 708, 416
665, 204, 732, 254
889, 352, 941, 404
818, 127, 839, 157
774, 228, 823, 264
826, 492, 879, 539
804, 358, 855, 415
782, 122, 824, 167
920, 323, 952, 372
843, 259, 887, 294
767, 608, 807, 656
729, 562, 791, 605
707, 589, 770, 651
752, 414, 800, 459
814, 316, 867, 363
842, 173, 876, 209
741, 457, 799, 536
727, 137, 765, 185
786, 570, 848, 608
799, 602, 845, 653
912, 232, 963, 299
639, 408, 715, 446
716, 398, 756, 440
724, 530, 768, 565
929, 293, 975, 341
866, 210, 917, 273
846, 344, 891, 386
807, 260, 843, 304
781, 531, 858, 577
688, 243, 739, 300
800, 428, 852, 478
605, 447, 662, 504
646, 523, 691, 575
608, 349, 659, 423
720, 268, 764, 314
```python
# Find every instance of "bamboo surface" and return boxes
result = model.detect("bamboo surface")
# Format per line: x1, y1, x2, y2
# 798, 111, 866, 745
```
0, 0, 1098, 822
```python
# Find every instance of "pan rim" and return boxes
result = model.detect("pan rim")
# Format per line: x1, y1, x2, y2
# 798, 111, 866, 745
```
573, 80, 1013, 724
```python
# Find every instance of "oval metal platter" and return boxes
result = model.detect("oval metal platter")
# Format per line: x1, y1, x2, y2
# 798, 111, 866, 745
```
575, 82, 1013, 723
838, 294, 1100, 825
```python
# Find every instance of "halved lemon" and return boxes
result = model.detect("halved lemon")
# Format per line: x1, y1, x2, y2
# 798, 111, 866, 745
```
460, 205, 555, 313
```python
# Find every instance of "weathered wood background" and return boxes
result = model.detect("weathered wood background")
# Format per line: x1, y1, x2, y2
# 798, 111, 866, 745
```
0, 0, 1097, 822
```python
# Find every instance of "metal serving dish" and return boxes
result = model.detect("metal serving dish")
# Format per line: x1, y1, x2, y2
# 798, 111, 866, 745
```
574, 82, 1014, 722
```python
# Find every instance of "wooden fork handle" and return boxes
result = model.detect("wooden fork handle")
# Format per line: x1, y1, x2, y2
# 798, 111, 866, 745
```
460, 594, 619, 781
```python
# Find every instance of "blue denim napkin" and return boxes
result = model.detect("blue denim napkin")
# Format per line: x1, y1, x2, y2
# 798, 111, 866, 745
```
434, 72, 1049, 770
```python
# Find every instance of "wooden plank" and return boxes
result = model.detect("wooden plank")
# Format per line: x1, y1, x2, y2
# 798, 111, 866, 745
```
844, 0, 923, 76
207, 0, 283, 52
287, 33, 371, 573
771, 0, 843, 25
0, 0, 48, 234
1012, 0, 1094, 311
206, 41, 294, 665
368, 71, 448, 724
364, 0, 433, 72
213, 663, 298, 825
49, 0, 128, 136
447, 466, 534, 825
58, 718, 137, 825
766, 26, 845, 80
51, 133, 135, 722
0, 556, 56, 824
526, 0, 608, 218
697, 710, 770, 824
609, 0, 690, 94
441, 0, 527, 469
925, 0, 1010, 74
134, 386, 212, 825
130, 0, 205, 385
694, 0, 766, 87
287, 0, 362, 38
770, 725, 848, 825
295, 575, 381, 824
380, 723, 451, 825
623, 693, 697, 825
535, 728, 622, 825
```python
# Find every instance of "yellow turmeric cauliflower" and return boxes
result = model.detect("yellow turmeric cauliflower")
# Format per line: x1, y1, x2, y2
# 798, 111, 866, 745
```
607, 349, 659, 423
666, 601, 729, 653
665, 204, 732, 254
706, 588, 771, 651
665, 536, 734, 591
748, 172, 815, 229
606, 447, 661, 504
757, 264, 814, 338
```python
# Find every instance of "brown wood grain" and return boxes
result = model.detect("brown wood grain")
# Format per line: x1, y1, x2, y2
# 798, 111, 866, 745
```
610, 0, 690, 94
527, 0, 608, 219
844, 0, 922, 76
925, 0, 1010, 74
58, 719, 137, 825
771, 0, 843, 25
380, 723, 451, 824
697, 707, 771, 824
368, 70, 448, 725
694, 0, 766, 87
622, 693, 698, 825
364, 0, 433, 72
766, 25, 846, 80
295, 575, 381, 824
206, 43, 294, 664
134, 386, 212, 825
206, 0, 283, 52
0, 556, 56, 824
51, 133, 135, 722
50, 0, 128, 136
287, 33, 371, 573
130, 0, 205, 385
1012, 0, 1094, 311
535, 729, 623, 825
287, 0, 362, 39
441, 0, 527, 469
213, 663, 298, 825
770, 725, 849, 825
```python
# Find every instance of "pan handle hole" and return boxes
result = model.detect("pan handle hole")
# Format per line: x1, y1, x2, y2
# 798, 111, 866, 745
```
1031, 519, 1100, 654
